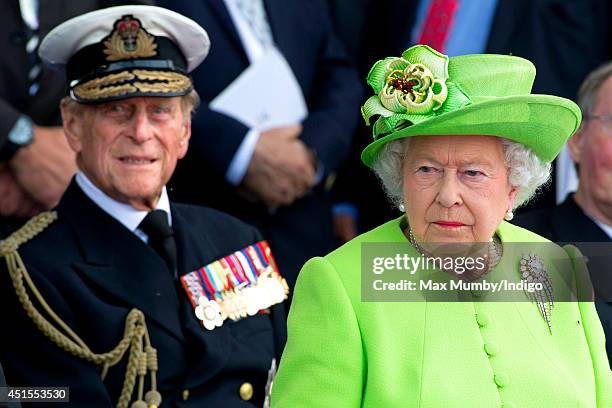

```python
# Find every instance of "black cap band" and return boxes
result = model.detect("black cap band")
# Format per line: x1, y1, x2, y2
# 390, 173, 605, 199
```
66, 36, 187, 84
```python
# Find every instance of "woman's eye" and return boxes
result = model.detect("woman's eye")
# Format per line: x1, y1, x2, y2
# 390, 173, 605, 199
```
465, 169, 484, 177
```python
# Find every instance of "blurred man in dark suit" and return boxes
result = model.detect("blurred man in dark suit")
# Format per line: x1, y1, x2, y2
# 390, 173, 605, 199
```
515, 62, 612, 368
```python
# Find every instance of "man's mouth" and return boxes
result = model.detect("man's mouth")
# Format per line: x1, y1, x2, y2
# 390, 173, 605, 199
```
119, 156, 156, 165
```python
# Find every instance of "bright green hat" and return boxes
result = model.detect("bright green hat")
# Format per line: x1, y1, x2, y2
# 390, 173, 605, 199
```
361, 45, 581, 167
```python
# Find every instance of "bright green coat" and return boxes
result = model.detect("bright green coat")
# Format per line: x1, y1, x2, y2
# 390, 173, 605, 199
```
272, 217, 612, 407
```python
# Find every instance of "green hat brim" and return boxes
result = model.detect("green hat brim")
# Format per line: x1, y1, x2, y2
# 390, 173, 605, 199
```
361, 94, 581, 167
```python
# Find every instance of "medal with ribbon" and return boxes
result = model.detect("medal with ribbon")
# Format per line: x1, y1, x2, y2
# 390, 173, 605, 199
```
180, 240, 289, 330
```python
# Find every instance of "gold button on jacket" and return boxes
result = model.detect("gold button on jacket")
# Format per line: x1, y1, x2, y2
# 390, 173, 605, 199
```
239, 382, 253, 401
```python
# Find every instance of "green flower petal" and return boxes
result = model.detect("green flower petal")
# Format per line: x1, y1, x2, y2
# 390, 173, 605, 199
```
364, 46, 472, 141
367, 57, 408, 94
372, 111, 435, 140
431, 80, 448, 111
379, 86, 409, 113
361, 95, 396, 126
404, 89, 435, 114
439, 82, 471, 114
401, 45, 449, 81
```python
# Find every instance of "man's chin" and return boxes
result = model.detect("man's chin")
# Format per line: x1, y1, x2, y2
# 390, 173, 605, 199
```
115, 185, 163, 211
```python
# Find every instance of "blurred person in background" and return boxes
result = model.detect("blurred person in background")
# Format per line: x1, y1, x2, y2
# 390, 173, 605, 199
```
515, 62, 612, 368
156, 0, 363, 294
329, 0, 612, 242
0, 0, 153, 238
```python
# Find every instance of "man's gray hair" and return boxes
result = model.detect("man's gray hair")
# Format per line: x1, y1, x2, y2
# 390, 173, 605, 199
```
577, 61, 612, 119
372, 137, 551, 210
182, 89, 201, 115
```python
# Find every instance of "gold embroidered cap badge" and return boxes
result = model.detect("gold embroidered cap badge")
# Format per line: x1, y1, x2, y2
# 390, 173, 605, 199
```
103, 15, 157, 61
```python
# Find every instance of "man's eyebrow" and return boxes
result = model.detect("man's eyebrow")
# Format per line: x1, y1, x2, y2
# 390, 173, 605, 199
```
150, 102, 176, 109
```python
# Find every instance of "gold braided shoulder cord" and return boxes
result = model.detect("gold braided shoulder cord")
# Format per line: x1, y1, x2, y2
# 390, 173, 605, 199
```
0, 212, 162, 408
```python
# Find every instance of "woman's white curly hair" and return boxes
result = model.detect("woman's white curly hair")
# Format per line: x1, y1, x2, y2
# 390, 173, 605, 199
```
372, 137, 551, 210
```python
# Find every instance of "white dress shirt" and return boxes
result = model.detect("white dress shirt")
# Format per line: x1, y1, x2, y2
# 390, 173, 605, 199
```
75, 171, 172, 244
223, 0, 268, 185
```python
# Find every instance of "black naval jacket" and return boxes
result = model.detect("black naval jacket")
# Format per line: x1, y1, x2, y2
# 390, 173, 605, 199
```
0, 180, 287, 407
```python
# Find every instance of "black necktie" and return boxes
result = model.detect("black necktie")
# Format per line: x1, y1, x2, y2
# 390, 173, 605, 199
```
138, 210, 177, 276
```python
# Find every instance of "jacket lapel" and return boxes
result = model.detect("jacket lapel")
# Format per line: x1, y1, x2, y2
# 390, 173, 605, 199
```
59, 182, 185, 343
207, 0, 249, 64
262, 0, 286, 51
172, 207, 232, 386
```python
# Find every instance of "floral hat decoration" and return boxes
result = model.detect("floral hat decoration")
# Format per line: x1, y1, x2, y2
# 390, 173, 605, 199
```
360, 45, 582, 167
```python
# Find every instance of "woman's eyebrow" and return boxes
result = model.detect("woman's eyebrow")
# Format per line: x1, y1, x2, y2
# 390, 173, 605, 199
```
456, 155, 496, 168
409, 154, 496, 168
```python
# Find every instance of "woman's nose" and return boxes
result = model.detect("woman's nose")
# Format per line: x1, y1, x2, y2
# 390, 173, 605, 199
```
436, 171, 463, 208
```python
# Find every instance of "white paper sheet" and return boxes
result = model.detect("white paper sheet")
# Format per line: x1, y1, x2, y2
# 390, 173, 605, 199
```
209, 47, 308, 130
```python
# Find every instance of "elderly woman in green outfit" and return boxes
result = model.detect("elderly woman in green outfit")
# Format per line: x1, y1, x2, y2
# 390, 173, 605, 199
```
271, 46, 612, 407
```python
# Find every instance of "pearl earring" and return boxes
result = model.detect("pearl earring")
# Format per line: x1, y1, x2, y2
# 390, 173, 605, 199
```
399, 203, 405, 212
504, 209, 514, 221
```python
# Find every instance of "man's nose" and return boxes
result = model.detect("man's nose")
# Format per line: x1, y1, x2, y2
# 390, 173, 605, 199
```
130, 109, 154, 143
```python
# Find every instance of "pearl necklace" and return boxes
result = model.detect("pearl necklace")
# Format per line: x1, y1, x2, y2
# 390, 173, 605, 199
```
407, 227, 502, 279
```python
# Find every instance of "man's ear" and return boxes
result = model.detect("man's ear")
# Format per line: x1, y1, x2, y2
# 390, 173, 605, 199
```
568, 123, 586, 165
60, 101, 84, 153
178, 116, 191, 159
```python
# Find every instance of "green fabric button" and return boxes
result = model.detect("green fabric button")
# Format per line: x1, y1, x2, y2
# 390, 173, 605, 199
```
494, 373, 510, 387
484, 343, 498, 356
476, 313, 490, 327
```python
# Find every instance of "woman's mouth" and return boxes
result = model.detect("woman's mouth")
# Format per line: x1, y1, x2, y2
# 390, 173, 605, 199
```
433, 221, 466, 228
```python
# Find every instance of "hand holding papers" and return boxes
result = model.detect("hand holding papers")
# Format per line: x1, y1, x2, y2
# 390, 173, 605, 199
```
242, 125, 316, 208
211, 48, 315, 209
210, 47, 308, 130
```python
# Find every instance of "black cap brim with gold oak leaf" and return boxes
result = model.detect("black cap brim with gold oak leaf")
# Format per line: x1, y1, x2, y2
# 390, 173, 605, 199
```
39, 6, 210, 104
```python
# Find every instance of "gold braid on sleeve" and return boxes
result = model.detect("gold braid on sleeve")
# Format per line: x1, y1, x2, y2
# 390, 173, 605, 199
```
0, 212, 162, 408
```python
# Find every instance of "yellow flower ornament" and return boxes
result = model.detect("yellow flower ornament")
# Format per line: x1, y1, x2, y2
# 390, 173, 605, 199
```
362, 45, 471, 139
380, 62, 447, 114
